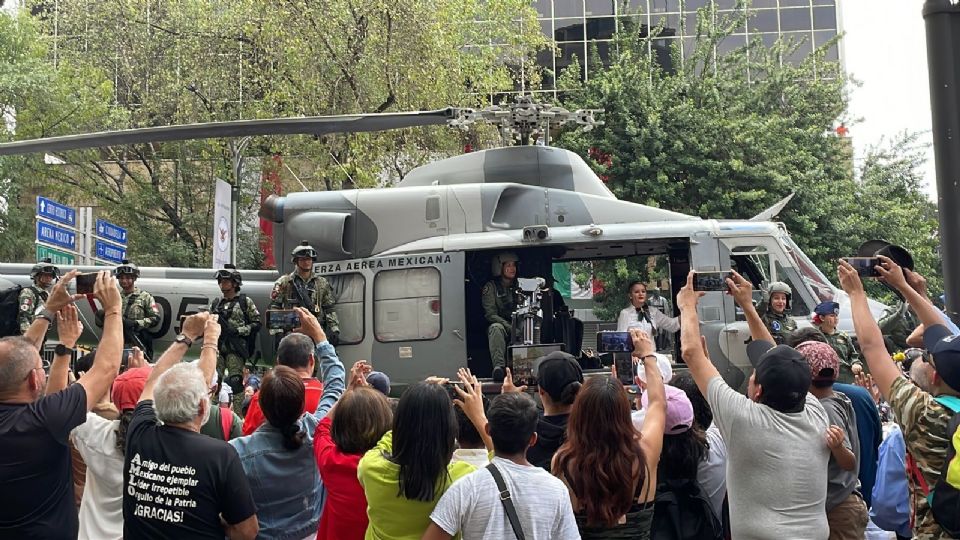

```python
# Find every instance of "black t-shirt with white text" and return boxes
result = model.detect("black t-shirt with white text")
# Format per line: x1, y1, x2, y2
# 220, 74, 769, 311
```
122, 400, 256, 539
0, 383, 87, 539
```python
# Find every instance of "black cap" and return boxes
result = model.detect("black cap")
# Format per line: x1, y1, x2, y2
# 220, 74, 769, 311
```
533, 351, 583, 402
856, 240, 915, 271
922, 324, 960, 393
746, 340, 812, 413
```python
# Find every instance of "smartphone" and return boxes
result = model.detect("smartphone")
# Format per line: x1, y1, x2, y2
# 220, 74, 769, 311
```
842, 257, 881, 278
266, 309, 301, 330
75, 272, 97, 295
120, 348, 133, 372
614, 353, 634, 385
693, 271, 733, 292
597, 331, 635, 353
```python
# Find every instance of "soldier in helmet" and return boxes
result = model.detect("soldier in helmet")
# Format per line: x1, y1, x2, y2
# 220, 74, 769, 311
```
269, 241, 339, 344
482, 251, 520, 382
18, 258, 60, 334
210, 264, 261, 411
96, 259, 160, 359
812, 301, 862, 383
760, 281, 797, 345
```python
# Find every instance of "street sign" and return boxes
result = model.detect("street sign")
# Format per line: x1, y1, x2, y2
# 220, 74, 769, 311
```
95, 239, 126, 264
96, 219, 127, 245
36, 196, 76, 227
36, 220, 77, 251
36, 244, 75, 265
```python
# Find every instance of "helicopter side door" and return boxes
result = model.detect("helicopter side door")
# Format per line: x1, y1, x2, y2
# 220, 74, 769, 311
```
317, 252, 468, 384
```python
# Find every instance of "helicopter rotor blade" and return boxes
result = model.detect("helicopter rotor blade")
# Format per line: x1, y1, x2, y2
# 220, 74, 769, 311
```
0, 108, 463, 156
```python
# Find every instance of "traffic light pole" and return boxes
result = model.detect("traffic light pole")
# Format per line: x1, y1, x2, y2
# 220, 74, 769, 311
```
923, 0, 960, 324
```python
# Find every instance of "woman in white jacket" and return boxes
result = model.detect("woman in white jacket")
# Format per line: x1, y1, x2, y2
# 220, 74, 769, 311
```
616, 280, 679, 342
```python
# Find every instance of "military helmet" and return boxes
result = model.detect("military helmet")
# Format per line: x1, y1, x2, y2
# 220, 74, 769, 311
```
115, 259, 140, 278
767, 281, 792, 309
30, 258, 61, 281
215, 264, 242, 286
291, 241, 318, 263
491, 251, 519, 277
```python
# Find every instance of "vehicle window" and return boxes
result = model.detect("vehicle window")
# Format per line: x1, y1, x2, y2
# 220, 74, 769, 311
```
730, 245, 771, 308
775, 260, 811, 316
374, 268, 441, 342
781, 234, 837, 303
327, 273, 365, 345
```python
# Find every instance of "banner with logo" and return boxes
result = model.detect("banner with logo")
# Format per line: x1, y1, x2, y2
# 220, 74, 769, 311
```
212, 178, 231, 269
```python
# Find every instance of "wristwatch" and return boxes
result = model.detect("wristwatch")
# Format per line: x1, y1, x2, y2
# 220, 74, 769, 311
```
174, 334, 194, 348
35, 307, 55, 324
54, 344, 73, 357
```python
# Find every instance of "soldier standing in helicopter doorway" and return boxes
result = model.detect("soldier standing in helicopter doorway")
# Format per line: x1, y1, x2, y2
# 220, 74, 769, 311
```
96, 259, 161, 359
760, 281, 797, 345
269, 241, 340, 345
17, 258, 60, 334
211, 264, 261, 411
482, 252, 520, 383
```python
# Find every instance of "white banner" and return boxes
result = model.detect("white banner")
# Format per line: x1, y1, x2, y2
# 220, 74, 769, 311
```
212, 178, 232, 269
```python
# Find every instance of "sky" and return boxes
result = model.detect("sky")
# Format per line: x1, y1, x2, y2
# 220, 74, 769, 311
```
841, 1, 939, 199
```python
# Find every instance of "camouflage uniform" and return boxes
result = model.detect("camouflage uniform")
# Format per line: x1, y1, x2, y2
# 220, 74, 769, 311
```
823, 330, 862, 384
482, 279, 518, 370
97, 288, 161, 359
211, 294, 261, 410
760, 310, 797, 345
879, 300, 920, 352
17, 286, 49, 334
887, 376, 956, 539
269, 272, 339, 336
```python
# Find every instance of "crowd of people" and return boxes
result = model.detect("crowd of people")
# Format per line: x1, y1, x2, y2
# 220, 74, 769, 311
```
1, 251, 959, 540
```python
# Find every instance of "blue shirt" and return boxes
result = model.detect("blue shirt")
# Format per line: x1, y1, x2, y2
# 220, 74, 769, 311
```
229, 341, 345, 540
834, 383, 882, 508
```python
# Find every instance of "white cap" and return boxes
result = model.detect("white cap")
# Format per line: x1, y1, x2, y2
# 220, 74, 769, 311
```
218, 385, 233, 405
636, 353, 673, 384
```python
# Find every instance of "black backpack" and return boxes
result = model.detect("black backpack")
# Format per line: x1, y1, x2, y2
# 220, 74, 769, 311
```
211, 294, 258, 358
650, 478, 724, 540
0, 285, 25, 337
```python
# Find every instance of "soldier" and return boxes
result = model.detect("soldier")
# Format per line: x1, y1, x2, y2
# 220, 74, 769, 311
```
269, 241, 339, 344
813, 301, 862, 384
211, 265, 261, 410
760, 281, 797, 345
482, 251, 520, 382
18, 258, 60, 334
96, 259, 160, 359
878, 300, 920, 352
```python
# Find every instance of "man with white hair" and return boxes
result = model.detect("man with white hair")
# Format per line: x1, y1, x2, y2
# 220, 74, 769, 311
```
0, 271, 122, 539
122, 312, 258, 540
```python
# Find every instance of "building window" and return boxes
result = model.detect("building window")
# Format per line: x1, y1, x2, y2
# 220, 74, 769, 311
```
374, 268, 441, 342
328, 273, 365, 345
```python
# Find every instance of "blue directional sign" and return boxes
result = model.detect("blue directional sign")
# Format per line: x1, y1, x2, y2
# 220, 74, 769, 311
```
96, 219, 127, 245
36, 220, 77, 251
36, 196, 76, 227
95, 239, 126, 264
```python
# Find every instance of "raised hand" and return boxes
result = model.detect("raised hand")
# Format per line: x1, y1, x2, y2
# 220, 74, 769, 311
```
45, 269, 86, 312
501, 367, 527, 393
825, 425, 845, 449
57, 304, 83, 348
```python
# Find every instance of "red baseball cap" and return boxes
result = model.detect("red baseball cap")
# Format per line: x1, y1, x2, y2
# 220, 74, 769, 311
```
111, 366, 152, 412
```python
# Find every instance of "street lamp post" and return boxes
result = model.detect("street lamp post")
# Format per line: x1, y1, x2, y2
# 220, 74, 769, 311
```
923, 0, 960, 323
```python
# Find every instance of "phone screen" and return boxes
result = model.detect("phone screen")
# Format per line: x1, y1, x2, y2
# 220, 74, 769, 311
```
842, 257, 881, 278
267, 310, 301, 330
693, 271, 732, 292
597, 331, 634, 353
75, 273, 97, 295
614, 354, 634, 385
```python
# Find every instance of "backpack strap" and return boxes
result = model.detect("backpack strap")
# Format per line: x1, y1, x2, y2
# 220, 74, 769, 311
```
238, 294, 250, 326
219, 406, 233, 440
934, 396, 960, 414
486, 462, 526, 540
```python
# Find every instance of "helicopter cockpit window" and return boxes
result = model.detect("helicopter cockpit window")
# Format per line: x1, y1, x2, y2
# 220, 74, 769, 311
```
775, 260, 811, 316
327, 273, 365, 345
374, 268, 441, 342
730, 245, 771, 310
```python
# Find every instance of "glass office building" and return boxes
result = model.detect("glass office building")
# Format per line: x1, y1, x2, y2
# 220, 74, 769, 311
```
531, 0, 841, 96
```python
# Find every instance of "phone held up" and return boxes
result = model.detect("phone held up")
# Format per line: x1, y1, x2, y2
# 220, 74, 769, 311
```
596, 332, 637, 385
266, 309, 301, 331
841, 257, 882, 278
693, 271, 734, 292
75, 272, 98, 295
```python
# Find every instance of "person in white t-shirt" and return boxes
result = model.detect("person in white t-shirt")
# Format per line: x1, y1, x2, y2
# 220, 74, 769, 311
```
616, 280, 679, 342
423, 392, 579, 540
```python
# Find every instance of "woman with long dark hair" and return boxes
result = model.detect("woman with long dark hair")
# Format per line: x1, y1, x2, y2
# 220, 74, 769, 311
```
314, 361, 394, 540
553, 329, 665, 538
229, 310, 345, 540
358, 379, 477, 539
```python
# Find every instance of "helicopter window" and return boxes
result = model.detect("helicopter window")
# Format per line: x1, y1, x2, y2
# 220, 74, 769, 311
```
327, 273, 365, 345
374, 268, 441, 342
425, 196, 440, 222
730, 245, 772, 309
775, 260, 811, 316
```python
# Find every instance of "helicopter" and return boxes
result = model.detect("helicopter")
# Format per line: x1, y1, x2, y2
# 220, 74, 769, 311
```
0, 98, 889, 391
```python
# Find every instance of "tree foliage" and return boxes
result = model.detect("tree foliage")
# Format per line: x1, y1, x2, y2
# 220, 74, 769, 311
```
556, 6, 941, 316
